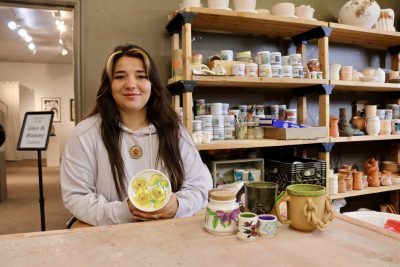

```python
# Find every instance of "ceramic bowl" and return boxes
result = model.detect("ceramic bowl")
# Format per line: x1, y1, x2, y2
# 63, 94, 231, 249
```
128, 169, 172, 212
295, 5, 315, 19
271, 2, 295, 17
361, 68, 376, 77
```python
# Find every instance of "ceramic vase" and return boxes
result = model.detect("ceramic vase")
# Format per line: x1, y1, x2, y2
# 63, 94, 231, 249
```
338, 0, 381, 28
330, 116, 339, 137
366, 116, 380, 135
207, 0, 230, 10
233, 0, 257, 12
338, 108, 354, 137
352, 170, 363, 190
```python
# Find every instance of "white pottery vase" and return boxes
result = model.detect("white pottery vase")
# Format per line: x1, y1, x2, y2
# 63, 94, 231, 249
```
366, 115, 380, 135
338, 0, 380, 28
233, 0, 257, 12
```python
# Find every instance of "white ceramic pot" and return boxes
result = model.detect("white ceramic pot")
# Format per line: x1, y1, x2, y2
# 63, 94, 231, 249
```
207, 0, 230, 10
295, 5, 315, 19
366, 115, 380, 136
233, 0, 256, 12
338, 0, 380, 28
271, 2, 295, 17
374, 68, 385, 83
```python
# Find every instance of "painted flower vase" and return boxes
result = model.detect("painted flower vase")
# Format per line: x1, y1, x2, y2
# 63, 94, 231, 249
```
204, 190, 240, 235
338, 0, 380, 28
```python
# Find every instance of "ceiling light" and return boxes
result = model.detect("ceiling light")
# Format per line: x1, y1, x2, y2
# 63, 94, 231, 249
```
7, 21, 17, 30
28, 43, 35, 50
18, 28, 27, 37
24, 35, 32, 43
31, 49, 37, 55
58, 38, 63, 44
61, 48, 68, 56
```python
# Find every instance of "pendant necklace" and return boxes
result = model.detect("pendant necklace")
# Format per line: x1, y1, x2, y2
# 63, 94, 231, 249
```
129, 145, 143, 159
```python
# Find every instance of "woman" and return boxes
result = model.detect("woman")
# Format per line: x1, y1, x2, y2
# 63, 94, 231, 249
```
61, 44, 212, 226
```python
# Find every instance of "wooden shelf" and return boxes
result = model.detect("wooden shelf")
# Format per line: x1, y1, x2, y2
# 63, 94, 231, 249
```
330, 184, 400, 200
169, 76, 329, 90
196, 138, 328, 151
330, 80, 400, 92
329, 22, 400, 50
175, 7, 328, 37
330, 135, 400, 143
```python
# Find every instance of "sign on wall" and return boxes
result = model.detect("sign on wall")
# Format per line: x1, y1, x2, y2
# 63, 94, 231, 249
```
17, 112, 54, 151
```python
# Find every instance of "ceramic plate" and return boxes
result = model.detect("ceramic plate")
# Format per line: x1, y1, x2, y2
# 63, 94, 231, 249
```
128, 169, 172, 212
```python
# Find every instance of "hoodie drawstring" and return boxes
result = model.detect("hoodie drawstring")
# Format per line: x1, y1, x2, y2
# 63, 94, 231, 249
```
149, 127, 152, 169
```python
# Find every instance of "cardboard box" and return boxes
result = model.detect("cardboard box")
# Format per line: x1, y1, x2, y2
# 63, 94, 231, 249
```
207, 60, 246, 76
264, 127, 328, 140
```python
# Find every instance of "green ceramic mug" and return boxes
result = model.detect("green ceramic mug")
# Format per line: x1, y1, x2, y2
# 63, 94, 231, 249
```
237, 182, 278, 215
275, 184, 334, 232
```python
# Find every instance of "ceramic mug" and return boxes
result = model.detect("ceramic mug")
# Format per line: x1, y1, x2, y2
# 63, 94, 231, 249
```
257, 214, 277, 237
275, 184, 334, 232
237, 181, 278, 215
237, 212, 258, 241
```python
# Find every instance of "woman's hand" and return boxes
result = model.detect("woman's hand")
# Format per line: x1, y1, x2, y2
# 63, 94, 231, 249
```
127, 194, 179, 221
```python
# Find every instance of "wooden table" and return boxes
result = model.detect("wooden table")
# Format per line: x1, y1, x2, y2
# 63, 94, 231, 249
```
0, 213, 399, 266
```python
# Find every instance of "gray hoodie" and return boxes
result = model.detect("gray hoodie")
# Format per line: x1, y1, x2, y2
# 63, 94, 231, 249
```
61, 114, 213, 225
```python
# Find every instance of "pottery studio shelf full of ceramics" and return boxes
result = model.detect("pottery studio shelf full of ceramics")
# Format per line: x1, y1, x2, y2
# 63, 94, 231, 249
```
165, 6, 400, 203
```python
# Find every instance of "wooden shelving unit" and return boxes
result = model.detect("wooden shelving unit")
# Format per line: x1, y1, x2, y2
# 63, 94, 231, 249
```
166, 8, 400, 207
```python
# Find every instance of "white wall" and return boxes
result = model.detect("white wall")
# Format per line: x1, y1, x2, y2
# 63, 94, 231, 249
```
0, 62, 74, 159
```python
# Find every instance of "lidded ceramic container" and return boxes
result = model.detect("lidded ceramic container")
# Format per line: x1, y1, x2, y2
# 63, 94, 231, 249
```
204, 189, 240, 235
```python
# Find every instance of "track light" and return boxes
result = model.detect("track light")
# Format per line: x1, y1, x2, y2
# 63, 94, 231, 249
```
7, 21, 17, 30
28, 43, 35, 50
61, 48, 68, 56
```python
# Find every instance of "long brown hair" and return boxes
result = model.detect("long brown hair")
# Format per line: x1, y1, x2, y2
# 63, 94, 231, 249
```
88, 44, 184, 199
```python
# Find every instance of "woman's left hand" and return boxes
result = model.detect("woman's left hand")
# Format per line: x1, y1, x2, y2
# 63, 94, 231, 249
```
131, 194, 179, 221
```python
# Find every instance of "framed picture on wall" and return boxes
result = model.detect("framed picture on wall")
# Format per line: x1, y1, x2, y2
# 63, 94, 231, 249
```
70, 99, 75, 121
42, 97, 61, 122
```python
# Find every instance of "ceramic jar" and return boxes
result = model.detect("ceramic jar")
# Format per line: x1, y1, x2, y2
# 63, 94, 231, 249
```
366, 116, 380, 135
330, 116, 339, 137
207, 0, 230, 10
204, 190, 240, 235
367, 168, 381, 187
338, 0, 381, 28
352, 170, 363, 190
233, 0, 257, 12
307, 59, 320, 72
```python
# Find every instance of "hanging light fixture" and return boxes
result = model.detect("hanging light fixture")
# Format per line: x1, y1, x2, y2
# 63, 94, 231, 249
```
6, 15, 36, 55
61, 47, 68, 56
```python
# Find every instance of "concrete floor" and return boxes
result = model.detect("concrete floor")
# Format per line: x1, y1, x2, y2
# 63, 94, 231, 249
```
0, 160, 70, 235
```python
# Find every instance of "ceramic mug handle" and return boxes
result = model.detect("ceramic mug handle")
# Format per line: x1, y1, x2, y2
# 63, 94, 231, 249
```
302, 196, 334, 230
274, 191, 291, 225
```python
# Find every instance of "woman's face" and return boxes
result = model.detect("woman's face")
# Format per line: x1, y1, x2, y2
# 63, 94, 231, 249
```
111, 56, 151, 117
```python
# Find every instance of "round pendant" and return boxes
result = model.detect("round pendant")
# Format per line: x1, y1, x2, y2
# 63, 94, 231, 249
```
129, 145, 143, 159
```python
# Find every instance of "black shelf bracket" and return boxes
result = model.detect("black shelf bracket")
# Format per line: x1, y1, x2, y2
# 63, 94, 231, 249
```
165, 11, 197, 35
292, 26, 332, 46
294, 84, 334, 96
166, 80, 197, 95
388, 45, 400, 56
317, 143, 335, 153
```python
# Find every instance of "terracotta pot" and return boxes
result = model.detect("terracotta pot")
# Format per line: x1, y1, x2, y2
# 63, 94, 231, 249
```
364, 157, 379, 170
351, 116, 365, 131
338, 180, 347, 193
352, 170, 363, 190
329, 117, 339, 137
367, 169, 381, 187
345, 177, 353, 191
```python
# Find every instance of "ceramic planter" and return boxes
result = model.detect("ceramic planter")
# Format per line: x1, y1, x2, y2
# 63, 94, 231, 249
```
338, 0, 380, 28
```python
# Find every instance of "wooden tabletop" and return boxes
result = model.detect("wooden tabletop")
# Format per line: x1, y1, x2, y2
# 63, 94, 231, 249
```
0, 213, 399, 267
